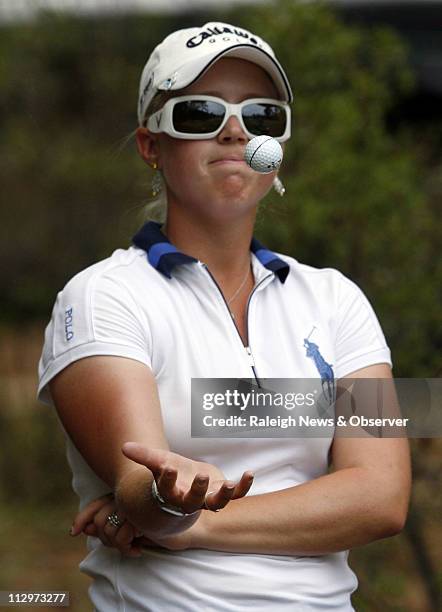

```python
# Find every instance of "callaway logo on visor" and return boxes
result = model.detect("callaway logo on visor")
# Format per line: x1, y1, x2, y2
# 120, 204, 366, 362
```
186, 25, 263, 49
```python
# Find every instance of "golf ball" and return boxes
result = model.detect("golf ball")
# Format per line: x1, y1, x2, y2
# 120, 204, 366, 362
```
244, 136, 283, 174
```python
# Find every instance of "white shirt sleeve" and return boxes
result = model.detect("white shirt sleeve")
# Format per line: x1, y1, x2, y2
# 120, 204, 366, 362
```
37, 266, 152, 406
333, 272, 392, 378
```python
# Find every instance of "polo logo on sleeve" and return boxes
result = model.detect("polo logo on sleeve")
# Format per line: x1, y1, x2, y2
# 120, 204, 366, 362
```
304, 326, 335, 404
64, 306, 74, 342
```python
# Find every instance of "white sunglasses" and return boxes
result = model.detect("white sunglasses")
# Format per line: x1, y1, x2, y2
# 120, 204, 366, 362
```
146, 95, 291, 142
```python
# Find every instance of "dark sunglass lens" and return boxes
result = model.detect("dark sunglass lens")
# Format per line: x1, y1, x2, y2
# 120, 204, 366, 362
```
173, 100, 225, 134
242, 103, 286, 137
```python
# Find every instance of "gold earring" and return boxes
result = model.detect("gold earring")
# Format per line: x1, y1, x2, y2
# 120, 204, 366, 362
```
151, 162, 158, 170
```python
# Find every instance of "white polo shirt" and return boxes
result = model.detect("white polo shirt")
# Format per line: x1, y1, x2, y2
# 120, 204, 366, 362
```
38, 221, 392, 612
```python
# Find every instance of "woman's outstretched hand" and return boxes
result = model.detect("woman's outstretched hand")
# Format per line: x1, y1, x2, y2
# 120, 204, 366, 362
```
69, 444, 254, 556
121, 442, 254, 515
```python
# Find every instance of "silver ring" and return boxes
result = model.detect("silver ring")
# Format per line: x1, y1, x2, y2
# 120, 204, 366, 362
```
107, 511, 124, 528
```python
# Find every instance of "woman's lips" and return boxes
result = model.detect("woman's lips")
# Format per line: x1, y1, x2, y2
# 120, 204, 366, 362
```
210, 158, 246, 165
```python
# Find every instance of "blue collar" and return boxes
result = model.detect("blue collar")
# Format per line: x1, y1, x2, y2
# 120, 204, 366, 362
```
132, 221, 289, 283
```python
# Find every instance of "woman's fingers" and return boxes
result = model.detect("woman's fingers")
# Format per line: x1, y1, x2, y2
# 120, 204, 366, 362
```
204, 472, 255, 511
93, 502, 125, 546
70, 493, 113, 536
204, 481, 236, 511
113, 522, 143, 557
83, 522, 98, 536
121, 443, 170, 478
70, 489, 149, 558
88, 505, 143, 558
121, 442, 255, 514
156, 467, 178, 499
180, 473, 210, 512
94, 503, 143, 557
231, 471, 255, 499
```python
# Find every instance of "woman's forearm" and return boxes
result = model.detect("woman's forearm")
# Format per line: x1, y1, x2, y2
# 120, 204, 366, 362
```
115, 467, 201, 538
195, 467, 407, 556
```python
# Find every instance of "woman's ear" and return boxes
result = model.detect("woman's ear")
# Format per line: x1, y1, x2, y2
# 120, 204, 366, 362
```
136, 127, 161, 168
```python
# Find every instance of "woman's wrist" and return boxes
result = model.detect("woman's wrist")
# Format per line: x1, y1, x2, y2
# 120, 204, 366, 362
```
115, 466, 202, 537
114, 466, 152, 524
188, 507, 215, 550
150, 478, 200, 517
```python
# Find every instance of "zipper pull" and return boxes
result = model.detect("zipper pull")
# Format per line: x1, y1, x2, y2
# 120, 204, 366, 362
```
246, 346, 262, 388
245, 346, 255, 368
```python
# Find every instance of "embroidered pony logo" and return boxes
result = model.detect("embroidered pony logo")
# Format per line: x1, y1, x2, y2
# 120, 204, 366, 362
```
304, 326, 334, 404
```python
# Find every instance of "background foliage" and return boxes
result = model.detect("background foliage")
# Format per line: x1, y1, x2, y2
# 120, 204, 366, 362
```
0, 1, 440, 610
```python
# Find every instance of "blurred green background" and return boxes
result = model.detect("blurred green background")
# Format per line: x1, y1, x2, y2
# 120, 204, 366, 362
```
0, 0, 441, 610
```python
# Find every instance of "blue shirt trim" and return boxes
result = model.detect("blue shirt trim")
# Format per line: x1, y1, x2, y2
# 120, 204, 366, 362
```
132, 221, 289, 283
149, 242, 180, 268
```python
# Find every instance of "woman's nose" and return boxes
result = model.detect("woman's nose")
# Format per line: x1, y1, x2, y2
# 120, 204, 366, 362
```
217, 116, 248, 144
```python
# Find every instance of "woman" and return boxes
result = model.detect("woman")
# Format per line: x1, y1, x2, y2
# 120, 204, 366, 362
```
38, 22, 411, 611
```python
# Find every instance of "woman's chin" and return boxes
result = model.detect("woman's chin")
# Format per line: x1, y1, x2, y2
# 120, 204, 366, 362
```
215, 173, 255, 198
206, 193, 259, 224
